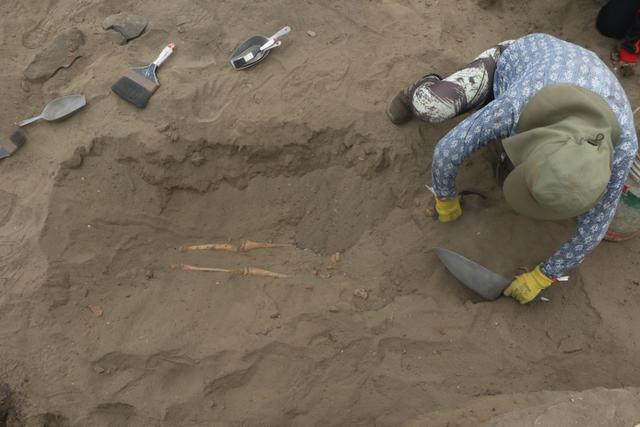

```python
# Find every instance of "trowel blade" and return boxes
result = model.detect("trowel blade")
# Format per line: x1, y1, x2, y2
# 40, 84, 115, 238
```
434, 247, 510, 300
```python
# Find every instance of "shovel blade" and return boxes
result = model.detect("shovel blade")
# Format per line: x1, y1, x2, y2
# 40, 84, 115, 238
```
434, 247, 510, 300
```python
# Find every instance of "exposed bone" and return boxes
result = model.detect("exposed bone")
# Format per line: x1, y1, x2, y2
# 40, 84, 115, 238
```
172, 263, 288, 278
178, 240, 290, 253
238, 240, 291, 252
172, 264, 232, 273
178, 243, 237, 252
240, 267, 288, 278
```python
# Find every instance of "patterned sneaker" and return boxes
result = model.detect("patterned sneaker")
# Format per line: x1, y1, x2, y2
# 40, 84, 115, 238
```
386, 74, 442, 125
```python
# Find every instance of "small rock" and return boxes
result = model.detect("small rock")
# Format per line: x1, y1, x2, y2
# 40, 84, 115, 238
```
190, 152, 205, 166
20, 80, 30, 93
157, 123, 171, 133
170, 132, 179, 143
313, 269, 331, 279
88, 304, 103, 317
144, 270, 154, 280
330, 252, 341, 264
92, 364, 105, 374
306, 30, 317, 38
353, 288, 369, 300
328, 305, 339, 312
102, 13, 148, 43
269, 311, 280, 319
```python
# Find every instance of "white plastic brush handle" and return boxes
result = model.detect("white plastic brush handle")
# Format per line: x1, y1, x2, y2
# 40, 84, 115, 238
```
259, 39, 276, 52
263, 40, 282, 52
153, 43, 176, 67
259, 39, 282, 52
269, 26, 291, 41
259, 27, 291, 52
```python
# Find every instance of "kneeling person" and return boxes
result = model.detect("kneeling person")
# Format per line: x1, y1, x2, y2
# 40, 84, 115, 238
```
388, 34, 638, 304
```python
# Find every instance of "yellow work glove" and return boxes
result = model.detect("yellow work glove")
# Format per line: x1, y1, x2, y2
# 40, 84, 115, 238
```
503, 266, 554, 304
435, 196, 462, 223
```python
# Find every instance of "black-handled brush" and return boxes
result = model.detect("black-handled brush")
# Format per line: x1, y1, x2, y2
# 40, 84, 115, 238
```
0, 131, 26, 160
112, 43, 175, 108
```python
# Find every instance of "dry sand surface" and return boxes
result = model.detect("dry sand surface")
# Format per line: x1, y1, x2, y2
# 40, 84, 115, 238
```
1, 0, 640, 425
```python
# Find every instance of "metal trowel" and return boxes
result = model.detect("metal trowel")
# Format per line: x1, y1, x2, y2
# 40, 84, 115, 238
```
434, 247, 510, 300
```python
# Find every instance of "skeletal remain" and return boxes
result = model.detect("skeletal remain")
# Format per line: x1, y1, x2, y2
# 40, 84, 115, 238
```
178, 243, 237, 252
238, 239, 290, 252
179, 239, 290, 253
171, 263, 288, 278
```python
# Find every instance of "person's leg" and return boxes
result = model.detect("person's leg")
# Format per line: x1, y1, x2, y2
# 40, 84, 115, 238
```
596, 0, 638, 39
387, 41, 512, 125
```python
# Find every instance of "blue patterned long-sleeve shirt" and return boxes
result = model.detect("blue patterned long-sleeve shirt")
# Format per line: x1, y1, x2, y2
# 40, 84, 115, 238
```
432, 34, 638, 278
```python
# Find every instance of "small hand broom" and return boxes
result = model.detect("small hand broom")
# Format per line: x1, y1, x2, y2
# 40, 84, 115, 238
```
111, 43, 175, 108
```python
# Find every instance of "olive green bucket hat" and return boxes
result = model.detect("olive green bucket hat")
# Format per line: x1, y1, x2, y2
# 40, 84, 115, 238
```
502, 84, 621, 220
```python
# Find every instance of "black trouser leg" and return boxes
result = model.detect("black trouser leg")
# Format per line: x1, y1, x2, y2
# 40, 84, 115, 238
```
597, 0, 640, 57
596, 0, 638, 39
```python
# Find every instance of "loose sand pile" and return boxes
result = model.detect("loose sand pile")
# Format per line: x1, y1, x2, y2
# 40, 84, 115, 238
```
1, 0, 640, 425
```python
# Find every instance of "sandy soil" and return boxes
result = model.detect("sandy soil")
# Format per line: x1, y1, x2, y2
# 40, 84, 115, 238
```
1, 0, 640, 425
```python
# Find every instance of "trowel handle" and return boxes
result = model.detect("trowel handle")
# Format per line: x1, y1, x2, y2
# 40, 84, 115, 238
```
17, 114, 42, 127
153, 43, 176, 67
270, 26, 291, 41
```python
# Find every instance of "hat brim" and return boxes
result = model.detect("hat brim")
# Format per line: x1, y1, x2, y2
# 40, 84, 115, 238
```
502, 165, 574, 221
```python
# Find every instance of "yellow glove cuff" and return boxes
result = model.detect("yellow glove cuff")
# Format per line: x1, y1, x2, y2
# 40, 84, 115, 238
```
435, 196, 462, 222
531, 265, 554, 289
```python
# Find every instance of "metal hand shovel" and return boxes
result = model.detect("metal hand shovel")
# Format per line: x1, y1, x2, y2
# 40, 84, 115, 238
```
434, 247, 510, 300
18, 95, 86, 127
434, 247, 568, 301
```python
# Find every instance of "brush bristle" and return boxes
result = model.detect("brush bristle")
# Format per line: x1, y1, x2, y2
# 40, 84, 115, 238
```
10, 131, 26, 148
0, 130, 26, 159
111, 76, 153, 108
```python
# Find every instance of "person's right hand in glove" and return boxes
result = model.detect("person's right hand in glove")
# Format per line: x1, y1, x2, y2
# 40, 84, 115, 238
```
435, 196, 462, 222
503, 266, 554, 304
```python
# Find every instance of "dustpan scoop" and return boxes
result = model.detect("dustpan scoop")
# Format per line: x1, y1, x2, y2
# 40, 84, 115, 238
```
230, 26, 291, 70
229, 37, 277, 69
18, 95, 87, 127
